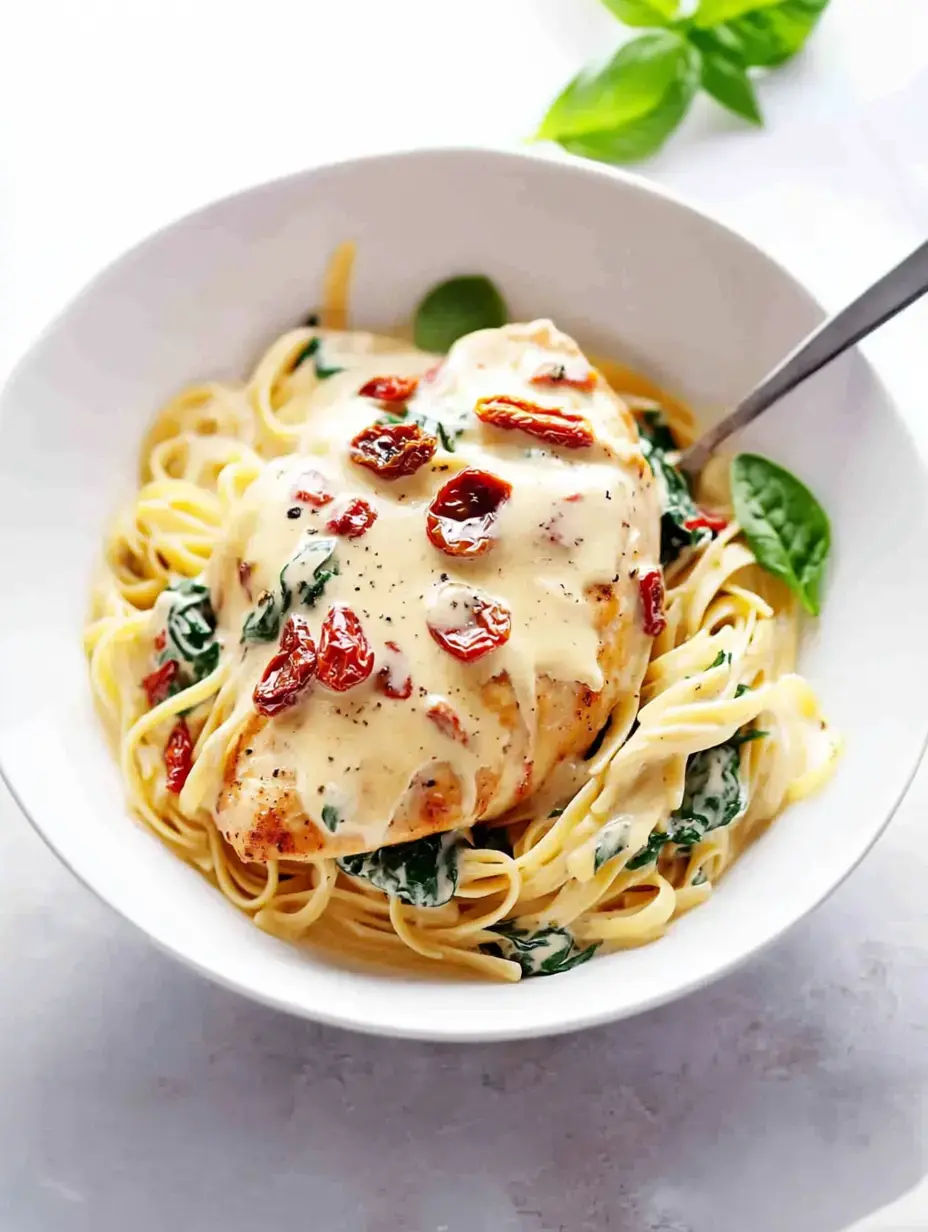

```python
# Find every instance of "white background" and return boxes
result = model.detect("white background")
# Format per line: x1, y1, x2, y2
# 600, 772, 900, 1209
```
3, 2, 928, 1229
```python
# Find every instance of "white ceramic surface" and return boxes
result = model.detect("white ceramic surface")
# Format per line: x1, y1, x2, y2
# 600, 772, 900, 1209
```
1, 147, 925, 1042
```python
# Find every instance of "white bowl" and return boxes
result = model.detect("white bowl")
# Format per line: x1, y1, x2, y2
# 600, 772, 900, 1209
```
2, 148, 926, 1041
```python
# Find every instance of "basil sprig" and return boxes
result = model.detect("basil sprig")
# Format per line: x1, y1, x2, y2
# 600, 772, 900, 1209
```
537, 0, 830, 163
730, 453, 830, 615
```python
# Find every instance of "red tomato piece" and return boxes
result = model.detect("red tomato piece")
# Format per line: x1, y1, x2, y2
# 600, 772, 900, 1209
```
426, 700, 469, 746
358, 375, 419, 403
253, 614, 318, 717
326, 497, 378, 539
143, 659, 179, 708
639, 569, 667, 637
153, 630, 167, 652
474, 395, 594, 449
377, 640, 413, 700
350, 422, 437, 479
529, 361, 596, 391
317, 605, 375, 692
427, 593, 512, 663
425, 468, 512, 558
293, 469, 334, 507
164, 719, 193, 793
684, 511, 729, 534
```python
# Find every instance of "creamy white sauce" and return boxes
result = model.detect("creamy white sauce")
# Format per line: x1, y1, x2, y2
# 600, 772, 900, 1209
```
205, 319, 661, 855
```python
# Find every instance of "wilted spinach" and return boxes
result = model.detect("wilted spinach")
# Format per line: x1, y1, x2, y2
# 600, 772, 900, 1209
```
337, 832, 464, 907
482, 922, 598, 977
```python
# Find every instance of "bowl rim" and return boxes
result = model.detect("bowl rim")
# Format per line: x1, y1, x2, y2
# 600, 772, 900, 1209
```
3, 143, 927, 1042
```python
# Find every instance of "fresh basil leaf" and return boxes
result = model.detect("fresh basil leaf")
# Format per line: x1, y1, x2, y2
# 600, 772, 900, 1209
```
600, 0, 678, 26
594, 818, 630, 871
556, 39, 700, 164
693, 0, 782, 25
321, 804, 341, 832
709, 0, 830, 67
539, 32, 687, 142
337, 832, 463, 907
730, 453, 830, 616
693, 33, 763, 124
280, 537, 338, 611
241, 592, 281, 643
413, 276, 507, 353
482, 923, 598, 977
638, 409, 708, 563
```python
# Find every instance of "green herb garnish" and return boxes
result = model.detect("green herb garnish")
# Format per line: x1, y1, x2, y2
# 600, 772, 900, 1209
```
730, 453, 830, 615
537, 0, 830, 163
413, 276, 508, 353
637, 409, 707, 564
159, 580, 220, 685
321, 804, 342, 832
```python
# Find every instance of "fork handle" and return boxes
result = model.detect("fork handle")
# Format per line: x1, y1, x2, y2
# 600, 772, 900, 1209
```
679, 238, 928, 478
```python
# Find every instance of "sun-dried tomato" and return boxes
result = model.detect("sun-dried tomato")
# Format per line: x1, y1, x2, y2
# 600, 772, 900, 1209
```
428, 593, 512, 663
474, 395, 594, 449
358, 375, 419, 403
326, 497, 378, 539
426, 700, 470, 745
253, 614, 318, 717
377, 640, 412, 700
529, 361, 596, 391
425, 468, 512, 558
164, 719, 193, 793
350, 421, 437, 479
639, 570, 666, 637
293, 469, 334, 507
143, 659, 179, 708
316, 605, 375, 692
154, 630, 166, 652
684, 511, 728, 535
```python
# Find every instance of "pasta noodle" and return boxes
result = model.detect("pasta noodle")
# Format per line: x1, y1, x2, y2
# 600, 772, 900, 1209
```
86, 253, 840, 982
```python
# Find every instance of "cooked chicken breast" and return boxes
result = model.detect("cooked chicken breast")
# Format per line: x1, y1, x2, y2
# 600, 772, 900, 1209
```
204, 320, 661, 861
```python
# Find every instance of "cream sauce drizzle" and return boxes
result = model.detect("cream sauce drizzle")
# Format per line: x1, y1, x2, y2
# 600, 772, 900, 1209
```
204, 319, 661, 853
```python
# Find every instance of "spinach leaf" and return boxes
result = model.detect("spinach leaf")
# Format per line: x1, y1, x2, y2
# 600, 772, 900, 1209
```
482, 923, 598, 977
160, 580, 220, 684
337, 832, 463, 907
627, 742, 745, 866
594, 817, 631, 871
470, 823, 514, 856
601, 0, 678, 25
638, 409, 708, 563
280, 537, 339, 611
691, 31, 762, 124
543, 33, 700, 164
710, 650, 731, 668
290, 335, 344, 380
728, 727, 767, 748
414, 276, 508, 353
241, 592, 281, 644
698, 0, 830, 66
734, 682, 752, 698
730, 453, 830, 615
321, 804, 342, 832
